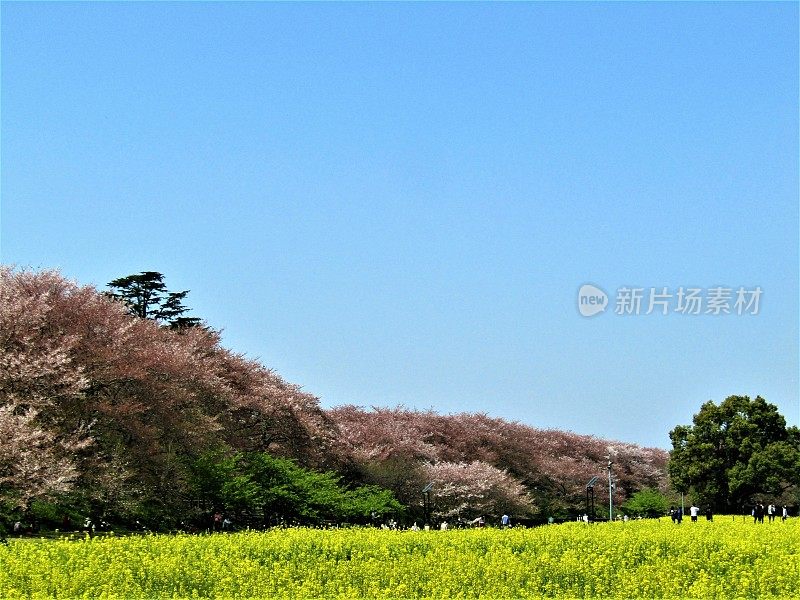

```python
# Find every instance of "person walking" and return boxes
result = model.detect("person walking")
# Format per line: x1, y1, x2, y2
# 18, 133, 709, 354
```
755, 503, 765, 524
767, 504, 775, 523
782, 506, 788, 522
689, 504, 700, 523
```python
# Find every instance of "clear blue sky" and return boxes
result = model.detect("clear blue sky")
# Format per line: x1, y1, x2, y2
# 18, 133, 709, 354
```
2, 2, 797, 449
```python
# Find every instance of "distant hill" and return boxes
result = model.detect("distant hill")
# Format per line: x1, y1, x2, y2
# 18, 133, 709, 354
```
0, 266, 667, 527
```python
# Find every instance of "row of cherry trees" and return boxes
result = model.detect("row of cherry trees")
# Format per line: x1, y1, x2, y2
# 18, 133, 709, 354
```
330, 406, 669, 521
0, 267, 668, 528
0, 267, 346, 527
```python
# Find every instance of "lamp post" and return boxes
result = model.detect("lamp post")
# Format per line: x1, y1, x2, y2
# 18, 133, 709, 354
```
422, 482, 433, 527
585, 476, 598, 522
607, 461, 614, 521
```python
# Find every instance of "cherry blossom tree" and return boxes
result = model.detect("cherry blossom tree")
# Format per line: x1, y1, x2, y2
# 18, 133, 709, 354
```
422, 460, 534, 520
0, 406, 90, 509
0, 267, 92, 508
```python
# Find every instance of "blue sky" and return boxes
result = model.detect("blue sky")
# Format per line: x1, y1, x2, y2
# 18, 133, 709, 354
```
2, 2, 797, 449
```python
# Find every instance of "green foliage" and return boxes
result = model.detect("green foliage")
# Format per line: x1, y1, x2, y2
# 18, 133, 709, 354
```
621, 488, 669, 518
27, 500, 63, 525
188, 452, 403, 527
343, 486, 401, 520
669, 395, 800, 512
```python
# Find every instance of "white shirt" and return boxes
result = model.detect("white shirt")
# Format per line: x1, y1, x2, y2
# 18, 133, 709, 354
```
690, 506, 699, 517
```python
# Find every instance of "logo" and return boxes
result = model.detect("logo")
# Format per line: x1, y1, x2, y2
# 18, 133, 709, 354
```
578, 284, 608, 317
576, 283, 762, 317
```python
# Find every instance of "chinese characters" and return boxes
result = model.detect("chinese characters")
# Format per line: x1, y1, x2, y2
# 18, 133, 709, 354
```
613, 286, 762, 316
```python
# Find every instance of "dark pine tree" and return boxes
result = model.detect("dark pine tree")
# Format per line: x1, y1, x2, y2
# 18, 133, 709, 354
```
106, 271, 202, 329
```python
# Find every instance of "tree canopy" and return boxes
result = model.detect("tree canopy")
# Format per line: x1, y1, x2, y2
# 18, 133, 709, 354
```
621, 488, 670, 518
330, 405, 669, 522
669, 395, 800, 512
106, 271, 202, 329
190, 451, 402, 527
0, 267, 342, 528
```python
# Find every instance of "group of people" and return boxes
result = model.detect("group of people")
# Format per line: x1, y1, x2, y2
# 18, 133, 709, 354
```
211, 512, 233, 532
669, 507, 690, 523
670, 503, 791, 524
751, 503, 788, 523
407, 516, 501, 531
669, 505, 714, 523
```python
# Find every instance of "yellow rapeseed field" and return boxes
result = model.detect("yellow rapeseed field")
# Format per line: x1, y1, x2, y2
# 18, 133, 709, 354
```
0, 518, 797, 598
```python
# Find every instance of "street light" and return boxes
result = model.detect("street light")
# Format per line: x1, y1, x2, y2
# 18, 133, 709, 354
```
422, 482, 433, 527
607, 461, 614, 521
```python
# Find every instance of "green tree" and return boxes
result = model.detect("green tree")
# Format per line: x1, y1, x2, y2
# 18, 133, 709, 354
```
621, 488, 669, 518
189, 452, 403, 527
669, 395, 800, 513
342, 485, 402, 521
242, 453, 402, 524
106, 272, 202, 328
